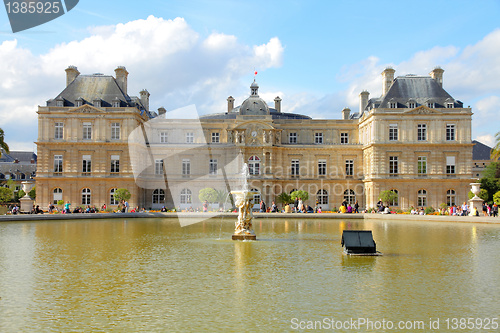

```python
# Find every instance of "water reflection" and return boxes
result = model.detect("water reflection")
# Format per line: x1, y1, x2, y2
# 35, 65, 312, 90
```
0, 218, 499, 332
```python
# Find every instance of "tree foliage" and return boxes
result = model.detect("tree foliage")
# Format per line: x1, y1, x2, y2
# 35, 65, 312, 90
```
29, 186, 36, 199
0, 187, 13, 203
0, 128, 9, 158
493, 191, 500, 205
113, 188, 131, 203
491, 131, 500, 161
378, 190, 398, 206
291, 190, 309, 202
468, 189, 488, 201
277, 192, 292, 205
199, 188, 218, 203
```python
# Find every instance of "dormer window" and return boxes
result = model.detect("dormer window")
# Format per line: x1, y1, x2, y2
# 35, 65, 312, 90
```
427, 101, 435, 108
389, 102, 397, 109
113, 98, 120, 108
56, 98, 64, 107
76, 98, 84, 107
93, 99, 101, 108
407, 100, 416, 108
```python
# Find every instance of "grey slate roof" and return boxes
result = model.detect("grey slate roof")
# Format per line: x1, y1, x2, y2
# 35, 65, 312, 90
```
367, 75, 463, 110
472, 140, 492, 160
0, 149, 37, 163
47, 74, 141, 109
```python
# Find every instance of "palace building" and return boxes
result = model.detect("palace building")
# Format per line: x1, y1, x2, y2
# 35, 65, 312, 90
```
36, 66, 474, 211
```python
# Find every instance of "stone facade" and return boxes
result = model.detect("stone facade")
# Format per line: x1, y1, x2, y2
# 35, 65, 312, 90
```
36, 66, 474, 211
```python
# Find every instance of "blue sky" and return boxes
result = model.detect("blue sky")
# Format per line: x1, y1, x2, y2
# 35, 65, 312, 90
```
1, 0, 499, 151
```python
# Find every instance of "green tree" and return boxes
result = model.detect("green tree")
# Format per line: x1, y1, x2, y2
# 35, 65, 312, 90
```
0, 187, 13, 203
291, 190, 309, 202
0, 128, 9, 158
378, 190, 398, 206
15, 189, 26, 202
113, 188, 131, 203
277, 192, 292, 205
493, 191, 500, 205
214, 189, 229, 208
199, 188, 217, 203
491, 131, 500, 161
28, 186, 36, 199
468, 189, 488, 201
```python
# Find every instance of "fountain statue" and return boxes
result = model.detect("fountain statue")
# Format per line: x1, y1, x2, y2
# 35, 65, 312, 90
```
231, 163, 258, 240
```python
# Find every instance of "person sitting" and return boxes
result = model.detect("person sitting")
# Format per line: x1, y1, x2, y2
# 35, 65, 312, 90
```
317, 206, 322, 213
383, 206, 390, 214
161, 206, 167, 212
339, 205, 347, 213
284, 204, 291, 213
347, 204, 353, 213
306, 205, 314, 213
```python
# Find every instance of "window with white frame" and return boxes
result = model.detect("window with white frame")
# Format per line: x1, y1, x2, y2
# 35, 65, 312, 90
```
289, 132, 297, 144
152, 189, 165, 204
111, 122, 120, 140
446, 156, 456, 175
343, 189, 355, 205
81, 188, 91, 205
56, 99, 64, 107
417, 189, 427, 207
408, 102, 416, 108
53, 188, 62, 204
160, 131, 168, 143
83, 122, 92, 140
155, 159, 164, 175
446, 124, 455, 141
389, 156, 398, 176
427, 102, 435, 108
186, 132, 194, 143
211, 132, 220, 143
209, 159, 218, 175
180, 188, 192, 204
113, 99, 120, 108
182, 159, 191, 177
291, 159, 300, 177
251, 188, 260, 205
54, 155, 63, 173
110, 188, 118, 205
345, 160, 354, 176
317, 189, 328, 205
389, 102, 397, 108
248, 156, 260, 175
111, 155, 120, 173
389, 124, 398, 141
340, 132, 349, 144
417, 124, 427, 141
417, 156, 427, 175
446, 102, 454, 108
447, 189, 456, 206
82, 155, 91, 174
315, 132, 323, 144
55, 122, 64, 139
318, 160, 326, 176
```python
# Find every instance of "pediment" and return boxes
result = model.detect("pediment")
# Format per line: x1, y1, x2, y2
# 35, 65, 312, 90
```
403, 105, 443, 115
70, 105, 104, 113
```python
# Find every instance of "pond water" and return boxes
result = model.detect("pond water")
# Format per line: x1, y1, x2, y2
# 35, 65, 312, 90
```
0, 217, 499, 332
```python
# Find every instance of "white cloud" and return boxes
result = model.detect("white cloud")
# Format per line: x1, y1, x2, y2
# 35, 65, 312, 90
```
475, 134, 495, 148
0, 16, 284, 151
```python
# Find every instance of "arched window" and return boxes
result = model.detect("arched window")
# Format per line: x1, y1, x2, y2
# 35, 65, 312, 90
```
180, 188, 192, 204
289, 188, 298, 194
20, 173, 26, 180
53, 188, 62, 204
390, 189, 399, 206
110, 188, 118, 205
251, 188, 260, 205
417, 189, 427, 207
81, 188, 91, 205
152, 189, 165, 204
248, 156, 260, 175
317, 189, 328, 205
447, 189, 456, 206
343, 189, 355, 205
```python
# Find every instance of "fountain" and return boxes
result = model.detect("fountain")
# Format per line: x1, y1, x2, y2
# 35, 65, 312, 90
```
231, 163, 258, 240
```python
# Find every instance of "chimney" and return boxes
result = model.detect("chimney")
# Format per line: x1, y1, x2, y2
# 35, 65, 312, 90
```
227, 96, 235, 112
274, 96, 282, 113
140, 89, 150, 111
65, 66, 80, 87
114, 66, 129, 94
359, 90, 370, 113
158, 107, 166, 116
381, 67, 395, 96
429, 67, 444, 87
342, 107, 351, 120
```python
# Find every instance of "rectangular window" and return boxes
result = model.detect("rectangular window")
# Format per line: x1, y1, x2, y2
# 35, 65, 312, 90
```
446, 124, 455, 141
82, 155, 91, 174
211, 132, 220, 143
389, 124, 398, 141
54, 155, 63, 173
160, 131, 168, 143
408, 102, 416, 108
318, 160, 326, 176
446, 156, 456, 175
111, 155, 120, 173
186, 132, 194, 143
447, 102, 454, 108
209, 159, 218, 175
182, 159, 191, 177
389, 102, 397, 108
389, 156, 398, 176
155, 159, 163, 175
289, 132, 297, 144
315, 133, 323, 144
55, 122, 64, 139
56, 100, 64, 107
345, 160, 354, 176
83, 122, 92, 140
111, 123, 120, 140
417, 156, 427, 175
427, 102, 435, 108
291, 159, 299, 176
417, 124, 427, 141
340, 132, 349, 144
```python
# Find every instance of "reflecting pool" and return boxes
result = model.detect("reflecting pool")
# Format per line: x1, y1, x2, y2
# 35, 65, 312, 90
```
0, 218, 499, 332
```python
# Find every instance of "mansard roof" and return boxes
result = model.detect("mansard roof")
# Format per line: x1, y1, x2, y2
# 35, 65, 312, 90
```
0, 149, 37, 163
369, 75, 464, 110
472, 140, 492, 160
